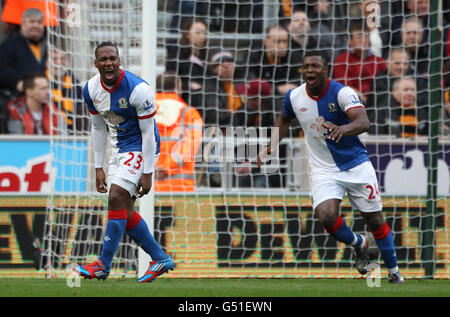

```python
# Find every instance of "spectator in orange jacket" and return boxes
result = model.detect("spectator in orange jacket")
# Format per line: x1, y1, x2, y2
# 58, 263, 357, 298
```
7, 72, 58, 135
153, 71, 203, 192
1, 0, 58, 27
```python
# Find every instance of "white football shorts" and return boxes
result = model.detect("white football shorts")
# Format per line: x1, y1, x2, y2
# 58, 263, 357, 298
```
107, 151, 145, 198
310, 160, 383, 213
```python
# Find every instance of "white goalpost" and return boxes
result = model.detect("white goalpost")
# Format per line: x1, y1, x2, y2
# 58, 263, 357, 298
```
138, 0, 157, 279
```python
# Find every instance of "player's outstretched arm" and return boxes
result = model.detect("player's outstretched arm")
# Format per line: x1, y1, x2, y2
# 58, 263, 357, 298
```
321, 107, 370, 143
257, 112, 292, 168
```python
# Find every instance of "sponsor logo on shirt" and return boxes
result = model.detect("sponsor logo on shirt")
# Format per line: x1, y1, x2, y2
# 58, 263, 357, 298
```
103, 111, 125, 126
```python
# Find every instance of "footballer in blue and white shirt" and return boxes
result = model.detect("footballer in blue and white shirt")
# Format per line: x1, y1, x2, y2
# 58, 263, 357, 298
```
258, 52, 381, 213
83, 47, 160, 198
257, 51, 404, 283
75, 42, 173, 282
283, 77, 382, 212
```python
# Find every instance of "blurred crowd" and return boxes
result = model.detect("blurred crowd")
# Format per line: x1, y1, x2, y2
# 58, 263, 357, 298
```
0, 0, 449, 190
0, 0, 88, 135
165, 0, 450, 140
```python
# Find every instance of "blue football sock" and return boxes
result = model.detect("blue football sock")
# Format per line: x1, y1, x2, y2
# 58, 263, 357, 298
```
326, 216, 363, 247
99, 209, 127, 271
373, 222, 399, 274
126, 211, 168, 261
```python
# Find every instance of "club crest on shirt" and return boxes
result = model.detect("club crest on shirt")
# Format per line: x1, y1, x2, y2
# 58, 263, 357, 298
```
328, 102, 337, 112
118, 97, 128, 108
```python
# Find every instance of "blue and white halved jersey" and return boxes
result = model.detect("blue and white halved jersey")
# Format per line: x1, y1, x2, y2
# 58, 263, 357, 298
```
83, 69, 160, 155
283, 79, 369, 172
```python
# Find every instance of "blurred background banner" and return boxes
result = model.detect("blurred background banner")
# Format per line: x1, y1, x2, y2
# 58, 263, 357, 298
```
0, 194, 447, 278
0, 136, 88, 193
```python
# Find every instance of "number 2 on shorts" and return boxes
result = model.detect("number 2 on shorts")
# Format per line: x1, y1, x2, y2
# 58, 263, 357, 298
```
124, 152, 143, 170
365, 184, 380, 200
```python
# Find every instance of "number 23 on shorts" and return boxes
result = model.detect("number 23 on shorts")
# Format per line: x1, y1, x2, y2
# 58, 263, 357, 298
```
124, 152, 143, 170
365, 184, 380, 200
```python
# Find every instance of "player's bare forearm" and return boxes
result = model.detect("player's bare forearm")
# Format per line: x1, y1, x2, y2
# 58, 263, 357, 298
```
343, 116, 370, 135
137, 173, 153, 197
270, 113, 292, 149
339, 113, 370, 136
322, 107, 369, 142
257, 113, 292, 167
95, 168, 107, 193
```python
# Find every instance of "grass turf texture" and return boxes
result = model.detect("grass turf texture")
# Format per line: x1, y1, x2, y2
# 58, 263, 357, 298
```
0, 278, 449, 297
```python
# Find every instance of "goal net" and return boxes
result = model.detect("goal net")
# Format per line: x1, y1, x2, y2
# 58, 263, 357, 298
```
38, 0, 450, 280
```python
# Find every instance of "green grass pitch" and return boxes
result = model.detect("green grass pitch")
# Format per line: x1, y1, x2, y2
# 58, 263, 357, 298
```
0, 278, 449, 297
